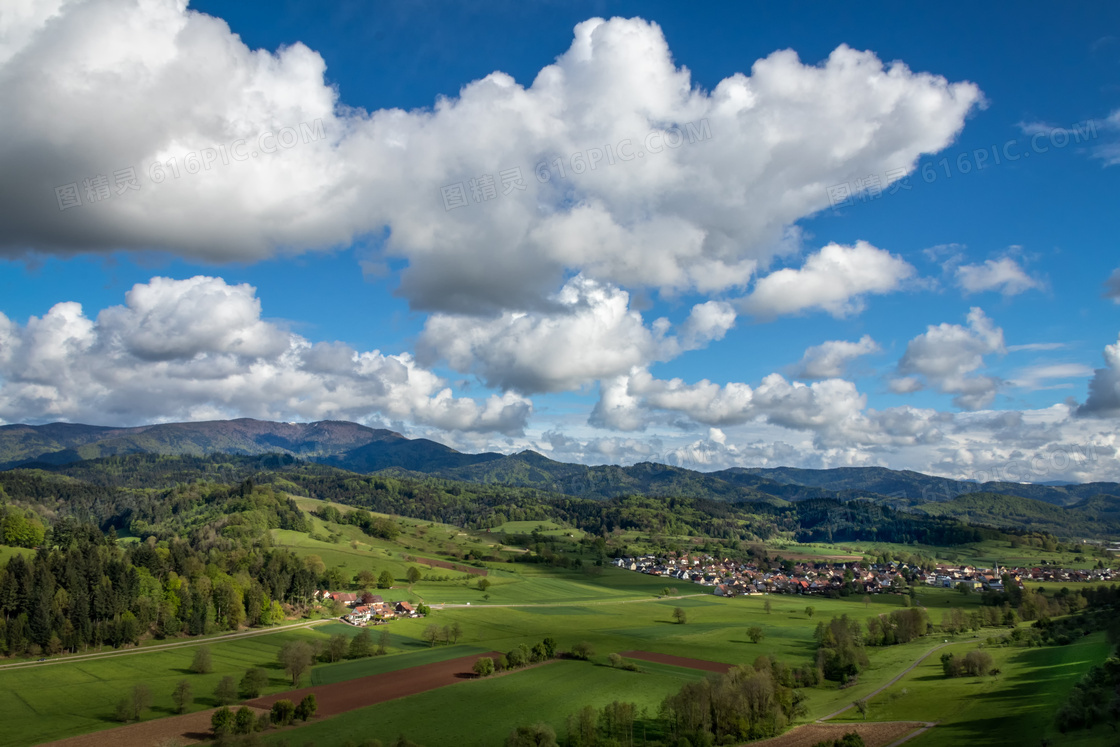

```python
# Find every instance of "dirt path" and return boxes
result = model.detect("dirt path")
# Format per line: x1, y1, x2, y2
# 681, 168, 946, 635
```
431, 593, 710, 609
817, 637, 979, 721
0, 619, 333, 672
243, 651, 506, 717
617, 650, 736, 673
883, 722, 938, 747
741, 721, 930, 747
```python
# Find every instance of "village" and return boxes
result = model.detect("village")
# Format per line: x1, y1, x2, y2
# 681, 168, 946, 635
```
612, 552, 1114, 597
315, 590, 423, 625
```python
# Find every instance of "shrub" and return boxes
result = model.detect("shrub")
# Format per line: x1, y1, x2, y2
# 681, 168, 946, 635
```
211, 706, 233, 735
270, 699, 296, 726
295, 693, 318, 721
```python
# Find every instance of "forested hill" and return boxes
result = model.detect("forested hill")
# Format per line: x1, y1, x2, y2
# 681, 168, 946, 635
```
2, 419, 1118, 510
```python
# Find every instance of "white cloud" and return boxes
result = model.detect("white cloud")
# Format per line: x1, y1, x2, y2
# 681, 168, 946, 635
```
0, 276, 530, 433
895, 307, 1005, 409
741, 241, 915, 318
794, 335, 880, 380
955, 257, 1043, 296
0, 6, 980, 314
417, 276, 734, 394
1007, 363, 1094, 391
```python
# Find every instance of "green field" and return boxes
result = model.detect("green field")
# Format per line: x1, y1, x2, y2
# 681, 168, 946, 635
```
832, 632, 1113, 747
0, 622, 357, 747
265, 658, 708, 747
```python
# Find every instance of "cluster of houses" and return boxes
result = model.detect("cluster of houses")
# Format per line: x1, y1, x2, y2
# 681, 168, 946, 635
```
315, 590, 420, 625
613, 553, 1113, 597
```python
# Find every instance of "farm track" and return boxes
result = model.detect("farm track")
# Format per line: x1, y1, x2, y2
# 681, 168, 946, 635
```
817, 637, 981, 722
0, 619, 333, 671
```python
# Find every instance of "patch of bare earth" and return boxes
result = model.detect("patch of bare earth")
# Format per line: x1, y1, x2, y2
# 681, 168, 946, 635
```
617, 650, 736, 673
244, 651, 504, 716
39, 651, 507, 747
37, 706, 270, 747
743, 722, 927, 747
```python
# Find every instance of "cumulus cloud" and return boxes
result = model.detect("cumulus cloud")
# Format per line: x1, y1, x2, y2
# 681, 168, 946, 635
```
741, 242, 915, 318
794, 335, 880, 380
0, 276, 530, 433
955, 257, 1043, 296
1077, 333, 1120, 417
587, 365, 954, 454
895, 307, 1005, 410
417, 275, 734, 394
0, 6, 980, 314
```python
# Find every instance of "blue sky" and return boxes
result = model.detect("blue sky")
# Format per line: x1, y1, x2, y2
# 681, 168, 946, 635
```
1, 1, 1118, 481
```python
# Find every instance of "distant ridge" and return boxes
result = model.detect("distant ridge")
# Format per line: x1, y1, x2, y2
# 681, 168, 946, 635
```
2, 418, 1118, 509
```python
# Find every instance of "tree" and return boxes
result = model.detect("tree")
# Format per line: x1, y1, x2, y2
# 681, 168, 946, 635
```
130, 683, 152, 719
570, 641, 594, 660
747, 626, 765, 644
214, 675, 237, 706
477, 578, 491, 592
451, 621, 463, 644
233, 706, 255, 735
672, 607, 687, 624
211, 706, 233, 735
278, 641, 314, 685
240, 667, 269, 699
172, 679, 192, 714
863, 595, 871, 608
805, 606, 815, 618
854, 698, 868, 719
608, 652, 624, 668
270, 699, 296, 726
506, 722, 558, 747
406, 566, 422, 585
327, 632, 349, 662
473, 656, 495, 677
377, 570, 395, 589
378, 627, 391, 655
350, 628, 374, 658
355, 569, 377, 589
764, 598, 772, 614
423, 624, 443, 647
295, 693, 318, 721
190, 646, 213, 674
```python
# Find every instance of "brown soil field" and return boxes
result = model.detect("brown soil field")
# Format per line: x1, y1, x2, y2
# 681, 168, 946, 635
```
38, 706, 271, 747
244, 650, 501, 716
39, 652, 503, 747
617, 650, 736, 673
414, 557, 488, 576
744, 721, 928, 747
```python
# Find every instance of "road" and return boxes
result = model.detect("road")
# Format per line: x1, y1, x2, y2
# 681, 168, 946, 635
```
0, 618, 333, 671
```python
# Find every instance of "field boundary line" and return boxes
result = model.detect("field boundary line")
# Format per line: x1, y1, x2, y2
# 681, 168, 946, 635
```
0, 618, 333, 671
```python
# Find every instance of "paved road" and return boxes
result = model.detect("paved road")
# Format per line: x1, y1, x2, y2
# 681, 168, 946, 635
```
0, 618, 333, 671
817, 637, 980, 722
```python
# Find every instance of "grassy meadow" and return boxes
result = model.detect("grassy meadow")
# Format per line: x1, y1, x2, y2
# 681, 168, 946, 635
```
832, 632, 1113, 747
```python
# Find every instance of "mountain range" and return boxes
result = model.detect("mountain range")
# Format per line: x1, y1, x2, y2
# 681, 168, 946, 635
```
3, 419, 1119, 513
